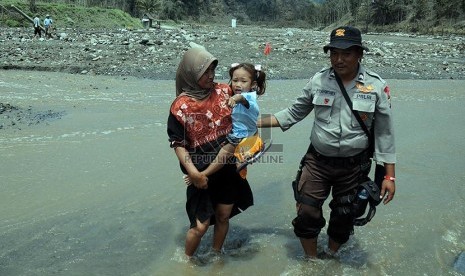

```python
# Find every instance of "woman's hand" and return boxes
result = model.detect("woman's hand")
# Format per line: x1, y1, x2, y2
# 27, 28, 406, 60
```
174, 147, 208, 189
189, 171, 208, 189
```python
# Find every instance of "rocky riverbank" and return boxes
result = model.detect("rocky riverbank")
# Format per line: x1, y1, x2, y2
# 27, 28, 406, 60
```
1, 24, 464, 80
0, 102, 65, 130
1, 24, 464, 130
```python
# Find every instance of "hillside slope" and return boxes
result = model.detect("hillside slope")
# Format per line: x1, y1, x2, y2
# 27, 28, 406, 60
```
0, 0, 142, 29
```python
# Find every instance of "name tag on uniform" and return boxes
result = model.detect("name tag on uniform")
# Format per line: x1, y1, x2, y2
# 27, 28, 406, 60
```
353, 93, 375, 112
354, 93, 374, 101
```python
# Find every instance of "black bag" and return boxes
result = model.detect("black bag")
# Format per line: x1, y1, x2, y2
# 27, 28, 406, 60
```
374, 163, 386, 194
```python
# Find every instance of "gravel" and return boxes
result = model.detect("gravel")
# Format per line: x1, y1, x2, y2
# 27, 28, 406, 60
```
1, 24, 464, 130
1, 24, 464, 80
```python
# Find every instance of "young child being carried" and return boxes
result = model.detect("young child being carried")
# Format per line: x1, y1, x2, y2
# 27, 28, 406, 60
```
185, 62, 267, 183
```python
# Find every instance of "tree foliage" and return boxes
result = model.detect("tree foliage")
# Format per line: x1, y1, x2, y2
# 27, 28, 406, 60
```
160, 0, 184, 20
24, 0, 465, 29
136, 0, 161, 16
29, 0, 36, 13
434, 0, 463, 21
372, 0, 408, 25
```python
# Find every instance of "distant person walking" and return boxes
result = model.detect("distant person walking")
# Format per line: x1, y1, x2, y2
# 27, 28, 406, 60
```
33, 15, 41, 38
44, 14, 53, 38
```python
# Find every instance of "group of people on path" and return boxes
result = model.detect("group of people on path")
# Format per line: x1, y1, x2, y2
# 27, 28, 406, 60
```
33, 14, 53, 39
167, 26, 396, 261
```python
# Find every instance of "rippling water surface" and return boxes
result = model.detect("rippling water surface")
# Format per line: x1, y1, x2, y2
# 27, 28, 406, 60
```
1, 70, 464, 275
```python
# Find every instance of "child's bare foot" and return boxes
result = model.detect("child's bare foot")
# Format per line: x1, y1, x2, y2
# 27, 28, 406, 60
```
183, 175, 192, 185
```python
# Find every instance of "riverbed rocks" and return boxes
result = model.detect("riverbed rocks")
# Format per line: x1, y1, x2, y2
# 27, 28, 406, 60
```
0, 102, 65, 130
1, 24, 464, 130
1, 25, 464, 80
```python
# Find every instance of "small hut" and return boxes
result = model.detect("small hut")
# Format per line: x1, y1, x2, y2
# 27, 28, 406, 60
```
141, 14, 151, 29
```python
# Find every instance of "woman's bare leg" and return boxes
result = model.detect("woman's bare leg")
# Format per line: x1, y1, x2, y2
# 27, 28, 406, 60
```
212, 203, 234, 252
185, 218, 210, 257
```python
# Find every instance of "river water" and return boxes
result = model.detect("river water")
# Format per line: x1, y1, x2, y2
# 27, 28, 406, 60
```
1, 70, 464, 275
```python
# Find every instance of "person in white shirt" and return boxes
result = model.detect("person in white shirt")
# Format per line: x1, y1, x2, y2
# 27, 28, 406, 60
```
33, 15, 41, 38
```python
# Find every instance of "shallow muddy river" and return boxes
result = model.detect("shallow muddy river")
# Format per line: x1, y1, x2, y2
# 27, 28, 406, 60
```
1, 70, 464, 275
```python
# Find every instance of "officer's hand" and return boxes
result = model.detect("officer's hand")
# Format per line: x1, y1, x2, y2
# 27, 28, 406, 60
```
380, 180, 395, 204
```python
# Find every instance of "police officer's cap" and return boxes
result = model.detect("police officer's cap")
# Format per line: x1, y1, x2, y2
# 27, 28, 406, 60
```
323, 26, 369, 53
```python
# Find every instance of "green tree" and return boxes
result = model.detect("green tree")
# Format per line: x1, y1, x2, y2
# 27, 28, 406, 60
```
179, 0, 201, 18
348, 0, 360, 15
357, 0, 375, 33
412, 0, 430, 21
245, 0, 277, 21
160, 0, 184, 20
434, 0, 462, 21
304, 2, 321, 26
276, 0, 314, 21
29, 0, 36, 13
320, 0, 352, 25
136, 0, 161, 15
128, 0, 137, 16
372, 0, 408, 25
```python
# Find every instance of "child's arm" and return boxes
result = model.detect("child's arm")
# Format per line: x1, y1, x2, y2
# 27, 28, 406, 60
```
229, 94, 250, 109
202, 143, 235, 176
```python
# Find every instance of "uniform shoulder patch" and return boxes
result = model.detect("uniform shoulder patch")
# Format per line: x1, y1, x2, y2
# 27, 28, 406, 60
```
318, 67, 331, 73
365, 70, 385, 82
313, 67, 331, 80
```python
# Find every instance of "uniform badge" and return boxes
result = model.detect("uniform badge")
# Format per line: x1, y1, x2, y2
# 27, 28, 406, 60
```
384, 85, 391, 97
384, 85, 392, 108
335, 29, 345, 37
356, 83, 374, 93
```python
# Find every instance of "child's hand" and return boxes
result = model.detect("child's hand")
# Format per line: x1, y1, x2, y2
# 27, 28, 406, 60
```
228, 94, 244, 108
228, 96, 238, 108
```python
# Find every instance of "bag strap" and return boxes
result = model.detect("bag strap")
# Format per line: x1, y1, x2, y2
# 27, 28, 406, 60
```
334, 72, 372, 140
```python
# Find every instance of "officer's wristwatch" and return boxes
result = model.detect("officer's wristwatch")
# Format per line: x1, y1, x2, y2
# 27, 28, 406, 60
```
384, 176, 396, 181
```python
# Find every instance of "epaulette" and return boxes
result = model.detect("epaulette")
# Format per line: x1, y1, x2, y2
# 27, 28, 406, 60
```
316, 67, 332, 80
365, 70, 386, 83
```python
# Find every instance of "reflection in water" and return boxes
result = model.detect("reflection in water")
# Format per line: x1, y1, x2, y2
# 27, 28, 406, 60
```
1, 71, 465, 275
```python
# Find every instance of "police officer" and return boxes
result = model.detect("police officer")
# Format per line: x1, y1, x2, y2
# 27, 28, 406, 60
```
258, 26, 396, 258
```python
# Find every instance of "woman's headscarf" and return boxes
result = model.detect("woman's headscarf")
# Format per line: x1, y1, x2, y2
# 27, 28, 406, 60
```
175, 47, 218, 100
